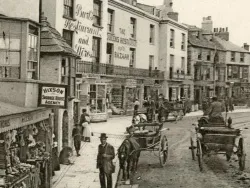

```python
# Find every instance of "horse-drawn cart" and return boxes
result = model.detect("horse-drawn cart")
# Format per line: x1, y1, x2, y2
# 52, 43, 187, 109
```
126, 122, 168, 167
189, 117, 246, 171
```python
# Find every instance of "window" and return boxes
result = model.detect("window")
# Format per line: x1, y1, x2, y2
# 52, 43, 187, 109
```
61, 58, 69, 84
92, 37, 101, 63
130, 18, 136, 39
207, 51, 211, 61
194, 66, 200, 80
149, 55, 154, 70
93, 0, 102, 26
106, 43, 113, 64
219, 68, 225, 81
170, 55, 174, 67
228, 65, 232, 78
89, 84, 106, 113
181, 33, 185, 50
63, 29, 73, 47
129, 48, 136, 67
107, 9, 114, 33
27, 25, 38, 80
170, 29, 175, 48
149, 24, 155, 44
239, 67, 243, 78
181, 57, 185, 74
198, 49, 202, 60
206, 67, 210, 80
240, 53, 244, 62
231, 52, 235, 62
243, 67, 248, 79
232, 66, 239, 79
187, 60, 191, 75
64, 0, 74, 18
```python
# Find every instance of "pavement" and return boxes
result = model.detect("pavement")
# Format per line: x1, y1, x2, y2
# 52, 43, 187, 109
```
52, 108, 250, 188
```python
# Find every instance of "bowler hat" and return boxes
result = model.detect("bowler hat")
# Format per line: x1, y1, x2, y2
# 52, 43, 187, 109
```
99, 133, 108, 139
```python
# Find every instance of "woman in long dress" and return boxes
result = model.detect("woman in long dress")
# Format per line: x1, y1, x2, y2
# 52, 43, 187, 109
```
82, 115, 92, 142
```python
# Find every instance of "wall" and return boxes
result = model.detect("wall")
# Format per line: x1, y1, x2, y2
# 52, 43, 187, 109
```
0, 0, 39, 22
40, 55, 61, 84
108, 2, 160, 69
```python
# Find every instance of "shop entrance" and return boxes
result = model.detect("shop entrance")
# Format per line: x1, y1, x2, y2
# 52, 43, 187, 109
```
62, 110, 69, 148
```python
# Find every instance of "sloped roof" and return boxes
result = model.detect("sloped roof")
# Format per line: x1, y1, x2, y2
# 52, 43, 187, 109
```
213, 36, 249, 53
40, 17, 79, 57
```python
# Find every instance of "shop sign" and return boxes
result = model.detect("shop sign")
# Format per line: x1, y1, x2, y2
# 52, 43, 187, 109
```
144, 79, 155, 86
125, 79, 137, 88
95, 79, 112, 84
154, 83, 162, 88
0, 119, 10, 129
38, 84, 67, 108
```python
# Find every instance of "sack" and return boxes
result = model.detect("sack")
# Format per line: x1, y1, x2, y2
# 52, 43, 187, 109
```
111, 162, 116, 173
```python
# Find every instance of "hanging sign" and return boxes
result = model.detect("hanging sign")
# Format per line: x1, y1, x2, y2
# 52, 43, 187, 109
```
38, 84, 68, 108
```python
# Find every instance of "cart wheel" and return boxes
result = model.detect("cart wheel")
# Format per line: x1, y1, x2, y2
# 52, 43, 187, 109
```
197, 139, 203, 171
238, 138, 246, 171
190, 137, 195, 160
159, 135, 168, 167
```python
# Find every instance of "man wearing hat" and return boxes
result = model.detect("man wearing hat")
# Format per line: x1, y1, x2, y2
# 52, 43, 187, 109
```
207, 96, 225, 123
97, 133, 115, 188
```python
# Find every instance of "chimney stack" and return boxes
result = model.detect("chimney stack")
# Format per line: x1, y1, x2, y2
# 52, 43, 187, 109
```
243, 43, 249, 51
214, 27, 229, 41
202, 16, 213, 32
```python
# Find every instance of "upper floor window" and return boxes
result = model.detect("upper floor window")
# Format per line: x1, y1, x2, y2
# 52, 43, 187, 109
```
240, 53, 244, 62
107, 9, 114, 33
129, 48, 136, 67
130, 18, 136, 39
61, 58, 69, 84
181, 33, 185, 50
64, 0, 74, 18
27, 25, 39, 80
149, 24, 155, 44
170, 29, 175, 48
92, 37, 101, 63
63, 29, 73, 47
149, 55, 154, 70
198, 49, 202, 60
207, 51, 211, 61
187, 60, 191, 75
93, 0, 102, 26
181, 57, 185, 74
106, 43, 113, 64
231, 52, 235, 62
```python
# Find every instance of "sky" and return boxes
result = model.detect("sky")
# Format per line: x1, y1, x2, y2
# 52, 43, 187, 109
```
137, 0, 250, 47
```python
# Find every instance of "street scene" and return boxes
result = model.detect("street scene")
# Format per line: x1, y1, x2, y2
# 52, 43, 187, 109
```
0, 0, 250, 188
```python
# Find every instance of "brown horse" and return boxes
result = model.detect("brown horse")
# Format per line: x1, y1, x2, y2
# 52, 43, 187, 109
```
118, 138, 140, 181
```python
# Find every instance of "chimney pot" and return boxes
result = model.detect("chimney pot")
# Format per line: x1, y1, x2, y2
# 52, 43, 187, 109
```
226, 27, 228, 32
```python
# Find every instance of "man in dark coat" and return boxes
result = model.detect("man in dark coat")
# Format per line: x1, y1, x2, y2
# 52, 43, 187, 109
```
207, 97, 225, 123
72, 124, 82, 157
97, 133, 115, 188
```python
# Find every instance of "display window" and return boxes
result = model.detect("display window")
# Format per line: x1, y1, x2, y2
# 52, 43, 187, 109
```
89, 84, 107, 113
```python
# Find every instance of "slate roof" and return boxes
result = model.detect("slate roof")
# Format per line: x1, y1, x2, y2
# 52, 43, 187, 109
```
213, 36, 249, 53
40, 17, 79, 57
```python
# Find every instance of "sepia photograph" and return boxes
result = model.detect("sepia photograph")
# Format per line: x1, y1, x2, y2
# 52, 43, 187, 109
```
0, 0, 250, 187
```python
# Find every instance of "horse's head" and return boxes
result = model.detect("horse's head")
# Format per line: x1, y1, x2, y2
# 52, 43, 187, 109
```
118, 140, 130, 168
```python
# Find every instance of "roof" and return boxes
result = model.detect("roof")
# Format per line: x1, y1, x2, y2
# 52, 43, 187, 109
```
0, 101, 42, 117
188, 34, 224, 50
213, 36, 249, 53
40, 17, 79, 57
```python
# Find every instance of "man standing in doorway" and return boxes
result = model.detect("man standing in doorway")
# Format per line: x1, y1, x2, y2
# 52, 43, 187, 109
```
97, 133, 115, 188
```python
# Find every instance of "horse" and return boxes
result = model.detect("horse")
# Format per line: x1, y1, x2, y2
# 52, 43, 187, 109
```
118, 138, 141, 182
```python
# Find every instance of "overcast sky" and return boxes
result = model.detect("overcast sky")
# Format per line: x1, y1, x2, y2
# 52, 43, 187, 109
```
138, 0, 250, 47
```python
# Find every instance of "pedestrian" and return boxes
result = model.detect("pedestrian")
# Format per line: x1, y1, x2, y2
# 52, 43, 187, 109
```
82, 120, 92, 142
228, 97, 234, 112
72, 124, 82, 157
97, 133, 115, 188
79, 109, 90, 141
145, 96, 156, 122
133, 98, 140, 116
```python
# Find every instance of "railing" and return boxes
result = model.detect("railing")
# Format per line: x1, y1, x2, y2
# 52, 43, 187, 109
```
76, 61, 164, 79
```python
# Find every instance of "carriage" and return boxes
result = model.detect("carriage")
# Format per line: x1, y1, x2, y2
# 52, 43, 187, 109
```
126, 122, 168, 167
159, 101, 185, 122
189, 116, 246, 171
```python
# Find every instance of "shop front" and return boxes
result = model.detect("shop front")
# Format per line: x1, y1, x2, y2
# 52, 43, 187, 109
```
0, 105, 53, 188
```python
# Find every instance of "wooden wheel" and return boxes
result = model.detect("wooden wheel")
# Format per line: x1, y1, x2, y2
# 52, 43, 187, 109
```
189, 137, 195, 160
159, 135, 168, 167
197, 139, 203, 171
238, 138, 246, 171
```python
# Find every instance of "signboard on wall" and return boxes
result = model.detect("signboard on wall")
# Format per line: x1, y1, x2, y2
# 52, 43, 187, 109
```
38, 84, 67, 108
126, 79, 137, 88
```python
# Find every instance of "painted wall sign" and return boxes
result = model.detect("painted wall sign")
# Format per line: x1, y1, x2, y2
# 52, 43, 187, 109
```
38, 84, 68, 108
126, 79, 137, 88
107, 33, 136, 47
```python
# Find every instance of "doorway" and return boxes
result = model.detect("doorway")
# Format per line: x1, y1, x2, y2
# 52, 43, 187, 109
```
62, 110, 69, 148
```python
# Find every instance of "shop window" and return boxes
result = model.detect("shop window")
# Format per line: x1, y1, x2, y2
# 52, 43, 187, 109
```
92, 37, 101, 63
89, 84, 106, 113
149, 24, 155, 44
106, 43, 113, 64
63, 29, 73, 47
130, 17, 136, 39
231, 52, 235, 62
170, 29, 175, 48
181, 33, 185, 50
129, 48, 136, 67
93, 0, 102, 26
240, 53, 244, 62
27, 25, 38, 80
107, 9, 114, 33
64, 0, 74, 18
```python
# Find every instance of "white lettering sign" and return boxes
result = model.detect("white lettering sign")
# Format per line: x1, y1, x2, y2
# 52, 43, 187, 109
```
40, 86, 66, 107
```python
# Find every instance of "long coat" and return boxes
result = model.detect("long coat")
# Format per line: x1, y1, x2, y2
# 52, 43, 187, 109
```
97, 143, 115, 174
